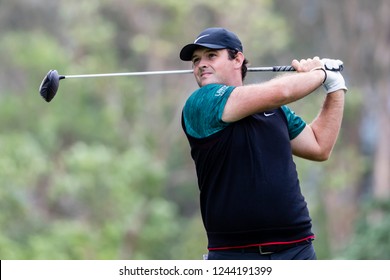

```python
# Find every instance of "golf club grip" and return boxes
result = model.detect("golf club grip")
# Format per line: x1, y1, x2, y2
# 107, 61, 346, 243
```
272, 65, 295, 72
248, 66, 295, 72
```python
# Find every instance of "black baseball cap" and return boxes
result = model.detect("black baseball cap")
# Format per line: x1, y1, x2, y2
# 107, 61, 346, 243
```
179, 27, 243, 61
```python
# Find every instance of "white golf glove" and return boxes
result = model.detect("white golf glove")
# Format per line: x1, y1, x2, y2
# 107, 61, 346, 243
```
322, 58, 344, 71
321, 58, 348, 94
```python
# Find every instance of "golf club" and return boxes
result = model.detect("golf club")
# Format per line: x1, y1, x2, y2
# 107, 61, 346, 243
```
39, 60, 343, 102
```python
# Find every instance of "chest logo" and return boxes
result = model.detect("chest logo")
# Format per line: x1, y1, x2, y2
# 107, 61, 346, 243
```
264, 112, 275, 117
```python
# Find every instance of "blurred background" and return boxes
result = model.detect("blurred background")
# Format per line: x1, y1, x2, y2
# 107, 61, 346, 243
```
0, 0, 389, 260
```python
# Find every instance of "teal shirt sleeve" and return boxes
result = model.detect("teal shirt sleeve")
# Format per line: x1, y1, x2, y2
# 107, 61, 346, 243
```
281, 105, 306, 140
183, 84, 235, 138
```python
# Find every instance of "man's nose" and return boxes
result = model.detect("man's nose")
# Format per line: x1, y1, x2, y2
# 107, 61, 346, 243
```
198, 57, 208, 68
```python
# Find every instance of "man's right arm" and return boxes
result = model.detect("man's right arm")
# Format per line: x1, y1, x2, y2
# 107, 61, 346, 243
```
222, 58, 325, 123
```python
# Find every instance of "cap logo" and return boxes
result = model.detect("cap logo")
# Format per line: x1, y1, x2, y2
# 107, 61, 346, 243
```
194, 34, 210, 44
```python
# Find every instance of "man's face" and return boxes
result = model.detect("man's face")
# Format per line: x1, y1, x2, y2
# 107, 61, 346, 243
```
191, 48, 239, 87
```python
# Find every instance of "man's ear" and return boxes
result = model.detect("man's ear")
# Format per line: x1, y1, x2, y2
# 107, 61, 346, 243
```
234, 52, 245, 69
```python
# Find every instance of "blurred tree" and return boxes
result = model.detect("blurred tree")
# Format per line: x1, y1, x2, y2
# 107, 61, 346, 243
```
274, 0, 390, 259
1, 0, 386, 260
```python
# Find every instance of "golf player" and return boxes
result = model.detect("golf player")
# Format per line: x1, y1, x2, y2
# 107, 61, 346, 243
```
180, 27, 347, 260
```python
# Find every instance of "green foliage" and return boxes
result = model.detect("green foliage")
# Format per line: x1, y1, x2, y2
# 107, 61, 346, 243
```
0, 0, 386, 260
0, 0, 203, 259
338, 200, 390, 259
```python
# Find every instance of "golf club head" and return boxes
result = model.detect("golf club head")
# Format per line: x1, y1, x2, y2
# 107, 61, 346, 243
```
39, 70, 63, 102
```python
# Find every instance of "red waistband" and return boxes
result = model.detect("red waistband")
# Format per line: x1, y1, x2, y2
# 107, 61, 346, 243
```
208, 235, 315, 251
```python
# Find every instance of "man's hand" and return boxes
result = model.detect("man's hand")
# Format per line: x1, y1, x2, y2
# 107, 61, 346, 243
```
323, 70, 348, 94
292, 57, 347, 94
292, 56, 323, 73
322, 58, 344, 71
319, 58, 347, 94
292, 57, 344, 72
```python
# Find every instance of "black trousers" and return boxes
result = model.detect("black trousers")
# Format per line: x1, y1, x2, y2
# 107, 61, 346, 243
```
206, 242, 317, 260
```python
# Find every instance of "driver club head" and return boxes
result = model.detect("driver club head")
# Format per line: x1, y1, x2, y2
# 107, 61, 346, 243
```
39, 70, 63, 102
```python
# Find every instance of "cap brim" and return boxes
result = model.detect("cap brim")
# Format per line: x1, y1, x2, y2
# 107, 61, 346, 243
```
179, 43, 225, 61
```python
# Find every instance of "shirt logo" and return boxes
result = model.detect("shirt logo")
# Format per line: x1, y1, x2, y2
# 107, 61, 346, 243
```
215, 85, 228, 96
264, 112, 275, 117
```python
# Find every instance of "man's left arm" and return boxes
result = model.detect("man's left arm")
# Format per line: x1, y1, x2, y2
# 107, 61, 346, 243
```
291, 62, 347, 161
291, 90, 345, 161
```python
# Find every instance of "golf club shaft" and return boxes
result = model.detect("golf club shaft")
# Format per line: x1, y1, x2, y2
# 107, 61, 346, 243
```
60, 66, 295, 79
